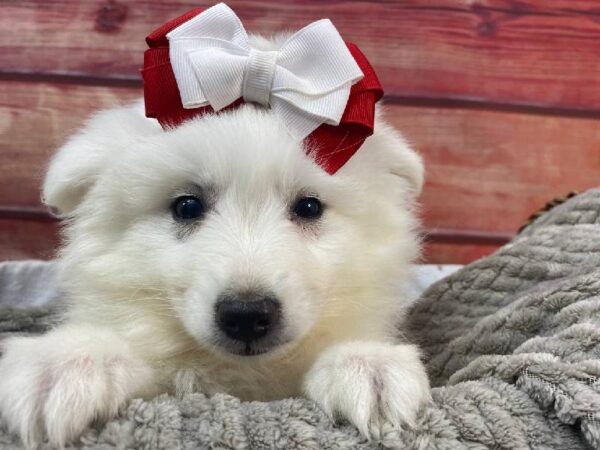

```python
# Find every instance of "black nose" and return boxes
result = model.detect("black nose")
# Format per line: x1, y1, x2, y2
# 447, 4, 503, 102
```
215, 292, 281, 343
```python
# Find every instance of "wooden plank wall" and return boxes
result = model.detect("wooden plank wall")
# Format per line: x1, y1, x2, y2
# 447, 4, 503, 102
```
1, 1, 599, 264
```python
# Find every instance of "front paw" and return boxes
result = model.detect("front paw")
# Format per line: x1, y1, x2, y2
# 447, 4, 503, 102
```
0, 327, 152, 448
304, 341, 430, 440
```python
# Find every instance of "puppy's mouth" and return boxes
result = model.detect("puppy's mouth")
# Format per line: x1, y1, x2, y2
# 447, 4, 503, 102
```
212, 336, 291, 358
241, 343, 269, 356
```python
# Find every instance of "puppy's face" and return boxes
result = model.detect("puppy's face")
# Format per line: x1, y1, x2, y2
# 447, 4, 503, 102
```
44, 103, 423, 359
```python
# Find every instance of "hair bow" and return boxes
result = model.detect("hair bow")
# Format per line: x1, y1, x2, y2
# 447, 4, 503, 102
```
142, 3, 383, 174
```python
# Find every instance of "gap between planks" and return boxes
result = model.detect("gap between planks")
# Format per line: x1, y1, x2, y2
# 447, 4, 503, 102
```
1, 72, 599, 120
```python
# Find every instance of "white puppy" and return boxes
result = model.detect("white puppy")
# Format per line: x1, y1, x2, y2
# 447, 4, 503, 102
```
0, 48, 429, 449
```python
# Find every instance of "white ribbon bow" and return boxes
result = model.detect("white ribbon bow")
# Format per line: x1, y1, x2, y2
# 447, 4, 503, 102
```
166, 3, 364, 138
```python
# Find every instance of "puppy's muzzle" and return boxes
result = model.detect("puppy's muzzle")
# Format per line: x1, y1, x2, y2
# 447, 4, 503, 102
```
215, 291, 281, 344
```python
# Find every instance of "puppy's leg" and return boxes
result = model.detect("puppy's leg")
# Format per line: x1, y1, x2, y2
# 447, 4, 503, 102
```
304, 341, 430, 440
0, 325, 154, 448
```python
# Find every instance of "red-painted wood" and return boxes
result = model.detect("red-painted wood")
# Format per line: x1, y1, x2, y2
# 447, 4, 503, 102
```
0, 81, 140, 208
422, 241, 501, 265
1, 1, 600, 111
0, 220, 59, 261
388, 104, 600, 233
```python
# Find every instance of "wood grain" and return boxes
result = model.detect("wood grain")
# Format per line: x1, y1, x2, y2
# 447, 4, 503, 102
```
388, 103, 600, 232
2, 1, 600, 111
422, 241, 501, 265
0, 81, 140, 207
1, 80, 599, 234
0, 220, 59, 261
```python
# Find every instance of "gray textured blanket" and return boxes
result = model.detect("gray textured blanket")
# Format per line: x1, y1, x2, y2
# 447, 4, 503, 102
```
1, 190, 599, 449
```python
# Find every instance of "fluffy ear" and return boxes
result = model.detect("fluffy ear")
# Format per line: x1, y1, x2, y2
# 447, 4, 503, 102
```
42, 101, 161, 216
338, 117, 424, 201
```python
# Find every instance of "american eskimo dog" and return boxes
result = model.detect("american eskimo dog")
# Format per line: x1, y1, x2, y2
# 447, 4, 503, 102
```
0, 37, 429, 449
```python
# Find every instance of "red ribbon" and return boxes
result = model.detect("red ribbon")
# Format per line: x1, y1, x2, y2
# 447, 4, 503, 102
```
141, 8, 383, 174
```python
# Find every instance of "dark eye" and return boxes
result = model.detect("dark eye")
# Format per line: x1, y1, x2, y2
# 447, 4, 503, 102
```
172, 196, 205, 221
292, 196, 323, 220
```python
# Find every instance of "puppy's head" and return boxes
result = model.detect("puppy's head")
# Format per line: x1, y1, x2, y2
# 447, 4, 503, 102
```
44, 101, 423, 359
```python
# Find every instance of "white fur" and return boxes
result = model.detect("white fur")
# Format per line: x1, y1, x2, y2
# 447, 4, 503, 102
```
304, 341, 430, 439
0, 325, 153, 447
0, 37, 429, 448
